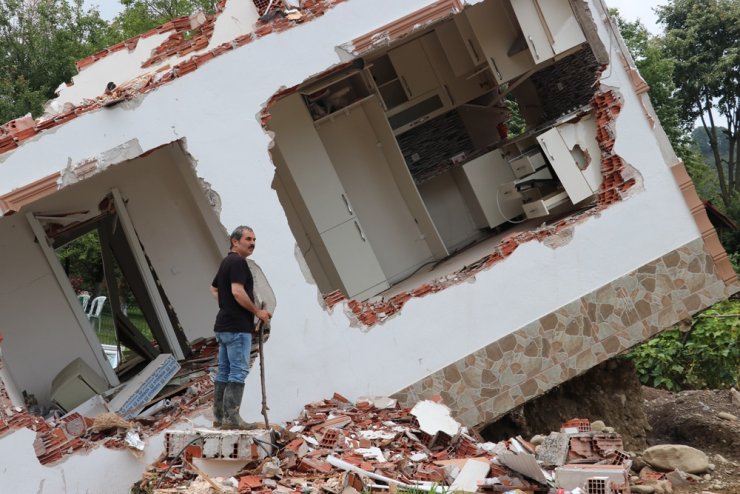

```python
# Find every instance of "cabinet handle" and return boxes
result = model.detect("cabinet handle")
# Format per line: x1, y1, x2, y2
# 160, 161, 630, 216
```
400, 76, 412, 98
541, 140, 555, 162
444, 84, 454, 105
354, 221, 366, 241
490, 58, 503, 81
467, 38, 481, 63
341, 193, 353, 215
528, 35, 541, 60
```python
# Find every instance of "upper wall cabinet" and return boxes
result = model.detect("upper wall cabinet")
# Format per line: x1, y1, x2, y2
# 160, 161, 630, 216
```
388, 39, 439, 101
435, 19, 479, 78
369, 38, 442, 113
464, 0, 533, 84
510, 0, 586, 59
455, 0, 586, 84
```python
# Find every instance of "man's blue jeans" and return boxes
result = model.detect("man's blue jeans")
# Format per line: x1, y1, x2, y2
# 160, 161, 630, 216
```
215, 332, 252, 383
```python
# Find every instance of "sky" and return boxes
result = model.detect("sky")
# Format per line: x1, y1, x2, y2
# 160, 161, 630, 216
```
86, 0, 670, 33
604, 0, 668, 34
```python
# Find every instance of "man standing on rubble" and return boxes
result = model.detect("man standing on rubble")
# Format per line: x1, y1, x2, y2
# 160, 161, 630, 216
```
210, 226, 272, 430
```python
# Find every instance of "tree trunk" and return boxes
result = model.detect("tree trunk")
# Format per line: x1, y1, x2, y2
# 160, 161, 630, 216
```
700, 98, 730, 208
731, 108, 739, 194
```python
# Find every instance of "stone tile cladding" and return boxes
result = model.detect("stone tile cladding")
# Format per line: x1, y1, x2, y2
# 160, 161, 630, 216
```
392, 238, 739, 428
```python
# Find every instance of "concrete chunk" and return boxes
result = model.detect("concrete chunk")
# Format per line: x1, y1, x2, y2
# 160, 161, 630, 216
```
536, 432, 569, 467
109, 353, 180, 418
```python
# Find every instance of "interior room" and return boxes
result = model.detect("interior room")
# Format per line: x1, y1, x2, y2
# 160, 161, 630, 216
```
0, 142, 223, 407
267, 0, 607, 301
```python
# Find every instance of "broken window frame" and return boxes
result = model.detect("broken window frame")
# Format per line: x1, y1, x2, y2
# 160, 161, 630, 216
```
27, 188, 187, 386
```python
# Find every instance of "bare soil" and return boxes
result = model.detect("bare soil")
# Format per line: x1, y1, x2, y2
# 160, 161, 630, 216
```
482, 360, 740, 493
642, 386, 740, 494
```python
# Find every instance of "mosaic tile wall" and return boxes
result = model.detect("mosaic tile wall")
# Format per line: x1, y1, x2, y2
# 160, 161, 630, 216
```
393, 238, 739, 428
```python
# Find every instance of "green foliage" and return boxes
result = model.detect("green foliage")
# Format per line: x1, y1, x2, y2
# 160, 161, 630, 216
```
628, 300, 740, 390
505, 94, 526, 136
56, 231, 104, 295
657, 0, 740, 208
612, 10, 684, 148
110, 0, 220, 40
0, 0, 115, 122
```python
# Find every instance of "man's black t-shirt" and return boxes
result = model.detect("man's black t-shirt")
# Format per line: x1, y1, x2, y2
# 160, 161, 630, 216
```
212, 252, 255, 333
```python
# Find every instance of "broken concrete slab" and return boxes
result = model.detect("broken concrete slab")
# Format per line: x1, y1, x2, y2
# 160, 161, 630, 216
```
536, 432, 569, 467
109, 353, 180, 418
448, 458, 490, 493
497, 451, 549, 484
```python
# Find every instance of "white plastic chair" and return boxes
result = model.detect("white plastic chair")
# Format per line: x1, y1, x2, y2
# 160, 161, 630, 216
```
86, 296, 106, 331
78, 294, 90, 313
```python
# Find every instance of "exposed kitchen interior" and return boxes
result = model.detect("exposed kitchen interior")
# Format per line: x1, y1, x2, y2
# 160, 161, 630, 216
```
268, 0, 606, 300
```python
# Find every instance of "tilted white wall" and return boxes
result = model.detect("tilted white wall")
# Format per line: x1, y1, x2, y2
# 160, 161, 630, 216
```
0, 0, 701, 491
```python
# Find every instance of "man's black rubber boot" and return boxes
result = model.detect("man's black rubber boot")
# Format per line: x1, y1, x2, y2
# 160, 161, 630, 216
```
212, 381, 227, 428
221, 382, 258, 430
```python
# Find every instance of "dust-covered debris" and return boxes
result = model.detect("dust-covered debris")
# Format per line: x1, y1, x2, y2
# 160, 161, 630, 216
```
0, 338, 220, 466
133, 395, 639, 494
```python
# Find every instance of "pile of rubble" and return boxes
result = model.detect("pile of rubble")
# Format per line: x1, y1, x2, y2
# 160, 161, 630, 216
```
134, 393, 700, 494
0, 338, 219, 465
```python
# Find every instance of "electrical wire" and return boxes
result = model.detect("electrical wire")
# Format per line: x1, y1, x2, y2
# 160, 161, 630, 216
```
155, 436, 204, 490
496, 187, 527, 224
152, 433, 281, 491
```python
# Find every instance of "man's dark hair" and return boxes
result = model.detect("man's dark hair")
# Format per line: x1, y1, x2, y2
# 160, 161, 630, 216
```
230, 225, 253, 246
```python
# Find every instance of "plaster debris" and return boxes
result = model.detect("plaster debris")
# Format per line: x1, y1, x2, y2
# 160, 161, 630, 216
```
132, 396, 642, 494
448, 458, 490, 492
410, 400, 461, 436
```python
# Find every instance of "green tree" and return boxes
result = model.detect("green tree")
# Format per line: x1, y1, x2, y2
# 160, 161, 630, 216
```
56, 231, 104, 295
657, 0, 740, 208
110, 0, 220, 40
0, 0, 114, 122
612, 11, 683, 147
612, 9, 719, 204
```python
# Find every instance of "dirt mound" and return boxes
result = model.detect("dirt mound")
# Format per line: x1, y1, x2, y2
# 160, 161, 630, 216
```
481, 360, 740, 493
642, 386, 740, 494
481, 359, 650, 451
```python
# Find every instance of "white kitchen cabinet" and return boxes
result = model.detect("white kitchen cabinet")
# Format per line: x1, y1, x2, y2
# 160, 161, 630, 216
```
320, 219, 389, 299
270, 92, 391, 300
535, 0, 587, 54
509, 0, 554, 63
510, 0, 586, 61
422, 31, 495, 106
454, 149, 523, 229
465, 0, 534, 84
316, 99, 434, 283
269, 93, 355, 234
436, 19, 478, 78
537, 127, 594, 204
388, 38, 440, 101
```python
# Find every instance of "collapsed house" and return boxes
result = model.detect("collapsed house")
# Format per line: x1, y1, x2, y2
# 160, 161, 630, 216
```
0, 0, 736, 492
